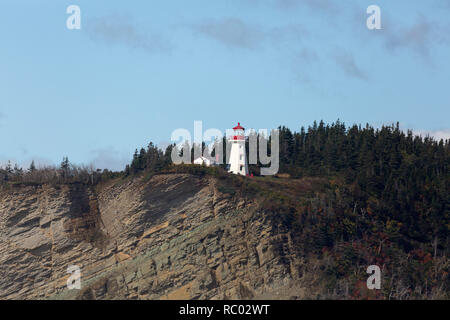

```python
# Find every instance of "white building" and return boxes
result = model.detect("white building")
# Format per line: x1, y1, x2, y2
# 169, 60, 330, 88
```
193, 156, 215, 167
228, 122, 249, 175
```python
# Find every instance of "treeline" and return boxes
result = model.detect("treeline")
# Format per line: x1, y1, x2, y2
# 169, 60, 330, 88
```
126, 120, 449, 181
125, 142, 174, 176
0, 157, 119, 186
124, 139, 236, 176
276, 120, 449, 178
124, 135, 267, 175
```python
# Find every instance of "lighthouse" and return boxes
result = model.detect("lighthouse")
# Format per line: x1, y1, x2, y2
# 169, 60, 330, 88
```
228, 122, 249, 176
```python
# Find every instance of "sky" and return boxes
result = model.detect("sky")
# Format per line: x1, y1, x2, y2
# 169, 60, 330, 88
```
0, 0, 449, 170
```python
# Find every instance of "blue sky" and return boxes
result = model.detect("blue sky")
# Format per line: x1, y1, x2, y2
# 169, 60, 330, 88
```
1, 0, 449, 170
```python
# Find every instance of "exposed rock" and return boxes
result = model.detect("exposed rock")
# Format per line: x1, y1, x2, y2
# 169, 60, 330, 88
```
0, 174, 306, 299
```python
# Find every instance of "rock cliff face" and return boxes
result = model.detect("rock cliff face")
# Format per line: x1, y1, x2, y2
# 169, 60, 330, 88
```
0, 174, 305, 300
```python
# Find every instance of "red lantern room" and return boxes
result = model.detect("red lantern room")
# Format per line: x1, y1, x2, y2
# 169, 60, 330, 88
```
231, 122, 245, 141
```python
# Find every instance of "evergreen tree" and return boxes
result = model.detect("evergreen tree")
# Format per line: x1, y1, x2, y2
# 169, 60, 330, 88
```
28, 160, 36, 173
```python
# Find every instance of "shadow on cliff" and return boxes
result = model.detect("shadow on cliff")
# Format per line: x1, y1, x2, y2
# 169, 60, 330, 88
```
63, 183, 108, 248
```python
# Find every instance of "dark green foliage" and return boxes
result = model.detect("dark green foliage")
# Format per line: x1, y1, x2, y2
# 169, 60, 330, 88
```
128, 143, 174, 176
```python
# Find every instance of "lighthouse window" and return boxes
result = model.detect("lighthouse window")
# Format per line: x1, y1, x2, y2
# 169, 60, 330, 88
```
240, 155, 242, 160
240, 165, 243, 171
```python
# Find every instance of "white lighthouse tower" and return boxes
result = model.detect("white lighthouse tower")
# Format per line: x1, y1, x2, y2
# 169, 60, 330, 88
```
228, 122, 249, 176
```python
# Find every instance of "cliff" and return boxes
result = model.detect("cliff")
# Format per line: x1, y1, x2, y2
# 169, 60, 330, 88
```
0, 173, 308, 300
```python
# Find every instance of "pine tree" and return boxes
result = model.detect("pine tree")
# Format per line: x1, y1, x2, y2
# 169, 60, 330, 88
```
60, 156, 70, 181
28, 160, 36, 173
6, 160, 13, 174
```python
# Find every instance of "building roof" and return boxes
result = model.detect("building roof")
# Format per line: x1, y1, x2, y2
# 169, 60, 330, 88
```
233, 122, 245, 130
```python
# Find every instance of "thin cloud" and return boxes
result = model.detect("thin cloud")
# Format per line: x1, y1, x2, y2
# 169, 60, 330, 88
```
289, 48, 320, 83
332, 50, 368, 81
298, 48, 318, 62
376, 15, 450, 59
191, 18, 308, 50
192, 18, 265, 49
269, 24, 309, 43
435, 0, 450, 10
385, 17, 434, 58
86, 15, 172, 53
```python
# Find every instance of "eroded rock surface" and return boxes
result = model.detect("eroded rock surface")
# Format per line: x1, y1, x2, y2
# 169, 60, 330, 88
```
0, 174, 304, 299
